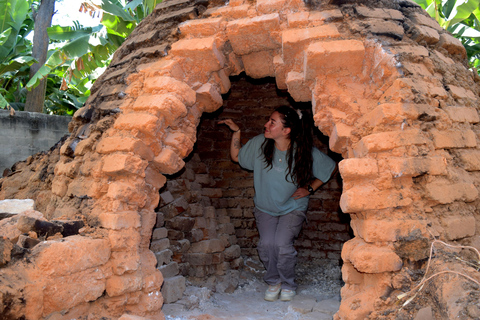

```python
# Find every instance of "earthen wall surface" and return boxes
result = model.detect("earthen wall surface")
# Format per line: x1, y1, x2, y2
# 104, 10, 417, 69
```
0, 0, 479, 319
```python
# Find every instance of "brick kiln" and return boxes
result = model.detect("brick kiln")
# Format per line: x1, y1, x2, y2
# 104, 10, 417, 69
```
1, 0, 479, 319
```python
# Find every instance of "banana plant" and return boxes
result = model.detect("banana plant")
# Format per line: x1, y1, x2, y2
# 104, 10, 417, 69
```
0, 0, 36, 109
413, 0, 480, 71
26, 0, 161, 97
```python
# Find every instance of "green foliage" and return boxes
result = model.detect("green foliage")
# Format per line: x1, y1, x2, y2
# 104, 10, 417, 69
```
0, 0, 160, 115
413, 0, 480, 71
0, 0, 36, 109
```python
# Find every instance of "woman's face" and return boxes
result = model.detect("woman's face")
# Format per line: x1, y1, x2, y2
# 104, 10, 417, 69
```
264, 111, 290, 140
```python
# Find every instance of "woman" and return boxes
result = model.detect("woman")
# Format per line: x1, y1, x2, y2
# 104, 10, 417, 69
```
219, 106, 336, 301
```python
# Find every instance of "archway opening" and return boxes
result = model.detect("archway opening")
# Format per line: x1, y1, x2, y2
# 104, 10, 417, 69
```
150, 74, 352, 305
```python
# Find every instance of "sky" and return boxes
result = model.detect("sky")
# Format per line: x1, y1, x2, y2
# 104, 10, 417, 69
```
52, 0, 102, 27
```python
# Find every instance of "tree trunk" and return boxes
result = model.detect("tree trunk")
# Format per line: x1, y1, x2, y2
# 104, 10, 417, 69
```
24, 0, 55, 113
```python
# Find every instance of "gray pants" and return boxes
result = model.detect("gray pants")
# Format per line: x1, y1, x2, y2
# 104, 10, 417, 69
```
254, 208, 306, 291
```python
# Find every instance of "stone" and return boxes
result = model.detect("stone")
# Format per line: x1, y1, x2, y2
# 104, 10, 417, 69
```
0, 237, 13, 267
329, 123, 353, 154
161, 275, 186, 304
283, 25, 340, 70
356, 7, 403, 20
178, 17, 224, 38
152, 227, 168, 240
414, 306, 434, 320
170, 37, 225, 74
340, 185, 412, 212
32, 236, 111, 277
150, 238, 170, 252
183, 253, 213, 266
339, 158, 378, 180
153, 148, 185, 175
309, 9, 344, 23
444, 106, 479, 123
142, 76, 196, 107
54, 220, 85, 237
159, 262, 180, 278
132, 94, 188, 126
96, 136, 154, 160
110, 250, 140, 275
216, 270, 239, 293
458, 150, 480, 171
438, 33, 467, 57
305, 40, 365, 80
145, 165, 167, 190
43, 268, 106, 314
341, 262, 364, 285
164, 132, 195, 158
342, 237, 403, 273
314, 298, 341, 315
166, 216, 196, 232
286, 71, 311, 102
102, 153, 147, 177
426, 180, 478, 205
196, 83, 223, 113
409, 24, 440, 44
0, 199, 35, 213
409, 12, 443, 31
351, 219, 427, 243
386, 156, 447, 177
155, 249, 173, 266
114, 113, 163, 137
440, 215, 476, 240
99, 211, 141, 230
189, 239, 225, 254
226, 13, 281, 55
16, 234, 40, 249
224, 244, 241, 261
242, 50, 275, 79
106, 272, 143, 297
354, 129, 428, 156
447, 85, 477, 100
290, 295, 316, 314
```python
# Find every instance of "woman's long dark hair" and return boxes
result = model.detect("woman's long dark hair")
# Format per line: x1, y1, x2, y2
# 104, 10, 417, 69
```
262, 106, 314, 187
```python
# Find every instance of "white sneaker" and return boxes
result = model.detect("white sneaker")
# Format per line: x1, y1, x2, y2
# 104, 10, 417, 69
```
264, 284, 281, 301
280, 289, 296, 301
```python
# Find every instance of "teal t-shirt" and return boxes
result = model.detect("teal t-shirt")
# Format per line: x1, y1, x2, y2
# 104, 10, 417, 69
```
238, 134, 336, 216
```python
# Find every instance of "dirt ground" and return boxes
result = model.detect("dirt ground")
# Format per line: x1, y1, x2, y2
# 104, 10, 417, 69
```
162, 259, 343, 320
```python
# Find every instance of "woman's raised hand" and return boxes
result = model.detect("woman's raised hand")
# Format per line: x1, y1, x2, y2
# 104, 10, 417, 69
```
218, 119, 240, 133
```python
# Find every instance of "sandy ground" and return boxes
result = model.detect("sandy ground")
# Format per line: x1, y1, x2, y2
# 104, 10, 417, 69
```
162, 259, 343, 320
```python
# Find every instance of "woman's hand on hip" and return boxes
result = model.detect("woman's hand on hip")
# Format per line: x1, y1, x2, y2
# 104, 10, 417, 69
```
292, 187, 309, 200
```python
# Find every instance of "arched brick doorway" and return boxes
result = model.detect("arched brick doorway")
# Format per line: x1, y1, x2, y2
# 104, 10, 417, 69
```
1, 1, 478, 319
152, 74, 350, 304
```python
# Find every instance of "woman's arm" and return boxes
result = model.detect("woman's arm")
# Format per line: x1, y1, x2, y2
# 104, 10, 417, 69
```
218, 119, 241, 162
291, 164, 338, 200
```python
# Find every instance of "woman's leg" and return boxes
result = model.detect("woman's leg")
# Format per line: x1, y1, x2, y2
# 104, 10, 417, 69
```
254, 208, 281, 286
275, 210, 306, 291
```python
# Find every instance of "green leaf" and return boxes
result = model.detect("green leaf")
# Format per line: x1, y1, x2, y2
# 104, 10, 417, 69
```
0, 26, 11, 45
144, 0, 162, 15
125, 0, 143, 11
443, 0, 457, 21
48, 24, 103, 41
26, 64, 53, 89
0, 55, 37, 75
9, 0, 32, 32
448, 0, 480, 27
0, 92, 9, 108
101, 0, 135, 21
